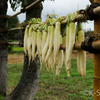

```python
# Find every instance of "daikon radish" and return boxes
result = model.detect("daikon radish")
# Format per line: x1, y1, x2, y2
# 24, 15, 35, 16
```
54, 22, 61, 64
56, 35, 63, 77
66, 22, 76, 72
76, 35, 82, 75
42, 30, 47, 49
32, 30, 37, 61
24, 25, 29, 56
37, 30, 42, 59
76, 22, 86, 77
62, 35, 66, 63
45, 57, 50, 71
42, 26, 51, 62
78, 26, 86, 77
28, 26, 33, 67
44, 25, 54, 63
50, 49, 55, 72
65, 25, 71, 77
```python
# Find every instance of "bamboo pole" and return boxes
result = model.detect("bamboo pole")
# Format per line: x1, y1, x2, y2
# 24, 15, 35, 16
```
8, 0, 43, 19
60, 40, 100, 50
93, 0, 100, 100
1, 39, 100, 50
0, 42, 19, 45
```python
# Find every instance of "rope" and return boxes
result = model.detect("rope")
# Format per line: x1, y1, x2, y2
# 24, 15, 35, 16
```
81, 33, 100, 54
86, 3, 100, 20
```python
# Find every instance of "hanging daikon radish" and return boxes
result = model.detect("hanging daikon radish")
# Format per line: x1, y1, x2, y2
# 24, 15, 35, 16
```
41, 23, 48, 59
27, 25, 33, 67
65, 25, 71, 77
62, 35, 66, 63
44, 25, 54, 63
76, 23, 82, 76
45, 57, 50, 71
32, 30, 37, 61
56, 35, 63, 77
65, 12, 77, 72
50, 49, 55, 72
54, 22, 61, 64
77, 22, 86, 77
65, 22, 75, 72
37, 29, 42, 59
24, 25, 29, 56
42, 26, 51, 62
62, 25, 71, 77
42, 30, 47, 50
76, 36, 83, 76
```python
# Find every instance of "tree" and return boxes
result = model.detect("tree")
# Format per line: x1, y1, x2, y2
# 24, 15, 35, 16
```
0, 0, 8, 96
3, 0, 43, 100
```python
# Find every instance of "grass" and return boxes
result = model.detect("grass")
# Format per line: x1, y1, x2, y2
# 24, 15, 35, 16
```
12, 46, 24, 52
0, 59, 94, 100
8, 46, 24, 54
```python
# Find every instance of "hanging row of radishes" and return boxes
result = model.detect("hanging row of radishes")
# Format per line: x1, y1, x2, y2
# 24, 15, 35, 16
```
24, 12, 86, 77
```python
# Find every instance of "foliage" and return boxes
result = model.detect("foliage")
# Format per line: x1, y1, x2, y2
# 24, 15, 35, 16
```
9, 0, 55, 11
7, 15, 19, 40
7, 58, 93, 100
9, 0, 24, 11
8, 46, 24, 54
7, 40, 14, 52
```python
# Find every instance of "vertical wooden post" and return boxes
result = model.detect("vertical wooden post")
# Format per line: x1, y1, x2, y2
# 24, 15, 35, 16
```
93, 0, 100, 100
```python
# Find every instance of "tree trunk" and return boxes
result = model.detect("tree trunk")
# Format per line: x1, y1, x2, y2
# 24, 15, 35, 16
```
0, 0, 8, 96
4, 1, 43, 100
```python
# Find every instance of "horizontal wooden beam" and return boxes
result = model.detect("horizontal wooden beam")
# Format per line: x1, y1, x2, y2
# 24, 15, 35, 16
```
60, 40, 100, 50
0, 42, 19, 45
8, 27, 24, 31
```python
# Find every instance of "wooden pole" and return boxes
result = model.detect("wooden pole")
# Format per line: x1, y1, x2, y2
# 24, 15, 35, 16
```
8, 27, 24, 31
93, 0, 100, 100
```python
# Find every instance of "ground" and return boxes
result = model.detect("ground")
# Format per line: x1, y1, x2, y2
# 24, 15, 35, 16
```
8, 52, 94, 64
8, 53, 24, 64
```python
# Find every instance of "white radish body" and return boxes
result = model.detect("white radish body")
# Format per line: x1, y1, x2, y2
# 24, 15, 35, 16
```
50, 49, 55, 72
56, 35, 63, 77
42, 26, 51, 62
24, 27, 29, 56
32, 31, 37, 61
54, 22, 61, 64
65, 26, 71, 77
27, 26, 33, 67
66, 22, 76, 71
37, 30, 42, 59
56, 50, 63, 77
77, 30, 86, 77
45, 26, 54, 63
62, 35, 66, 63
42, 30, 47, 49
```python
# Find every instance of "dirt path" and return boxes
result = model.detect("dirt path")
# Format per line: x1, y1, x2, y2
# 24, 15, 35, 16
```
8, 52, 94, 64
8, 54, 24, 64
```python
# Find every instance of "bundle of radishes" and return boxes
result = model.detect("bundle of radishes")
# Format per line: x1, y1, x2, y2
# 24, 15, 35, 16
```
24, 12, 86, 77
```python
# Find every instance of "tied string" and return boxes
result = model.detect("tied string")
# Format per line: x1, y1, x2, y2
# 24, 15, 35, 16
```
81, 33, 100, 54
86, 3, 100, 20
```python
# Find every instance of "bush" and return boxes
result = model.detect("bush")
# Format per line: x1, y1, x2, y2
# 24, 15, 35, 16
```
7, 40, 14, 52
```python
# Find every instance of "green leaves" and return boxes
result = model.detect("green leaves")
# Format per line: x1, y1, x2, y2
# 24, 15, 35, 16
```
9, 0, 55, 11
9, 0, 24, 11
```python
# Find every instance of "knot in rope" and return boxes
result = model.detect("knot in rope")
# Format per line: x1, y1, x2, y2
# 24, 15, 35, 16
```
81, 34, 100, 54
86, 3, 100, 20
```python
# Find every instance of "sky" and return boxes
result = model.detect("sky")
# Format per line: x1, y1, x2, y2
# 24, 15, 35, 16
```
7, 0, 94, 31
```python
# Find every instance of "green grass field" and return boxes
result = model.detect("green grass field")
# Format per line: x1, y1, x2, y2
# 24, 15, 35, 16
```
0, 58, 93, 100
8, 46, 24, 54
